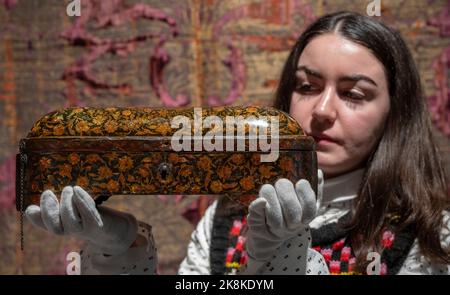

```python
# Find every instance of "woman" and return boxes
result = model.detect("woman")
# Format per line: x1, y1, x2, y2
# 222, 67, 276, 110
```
25, 11, 450, 275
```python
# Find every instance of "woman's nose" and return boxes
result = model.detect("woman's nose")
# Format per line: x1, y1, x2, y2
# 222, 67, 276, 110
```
311, 87, 337, 125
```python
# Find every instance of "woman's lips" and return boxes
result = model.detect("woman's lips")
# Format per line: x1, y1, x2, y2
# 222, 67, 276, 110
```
314, 137, 335, 145
310, 133, 339, 145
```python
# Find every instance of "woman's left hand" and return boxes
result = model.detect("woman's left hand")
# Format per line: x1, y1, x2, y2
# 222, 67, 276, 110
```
245, 170, 323, 262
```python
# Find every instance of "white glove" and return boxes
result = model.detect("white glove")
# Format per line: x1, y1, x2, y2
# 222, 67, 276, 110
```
246, 170, 323, 262
25, 186, 139, 256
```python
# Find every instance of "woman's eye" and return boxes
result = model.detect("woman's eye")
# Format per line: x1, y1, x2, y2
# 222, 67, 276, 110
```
295, 83, 316, 93
342, 91, 364, 101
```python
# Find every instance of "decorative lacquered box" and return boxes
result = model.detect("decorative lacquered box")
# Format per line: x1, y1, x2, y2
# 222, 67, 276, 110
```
16, 105, 317, 214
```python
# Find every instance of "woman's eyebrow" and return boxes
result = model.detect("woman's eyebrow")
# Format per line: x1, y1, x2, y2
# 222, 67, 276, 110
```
296, 65, 323, 79
297, 65, 378, 87
339, 75, 378, 87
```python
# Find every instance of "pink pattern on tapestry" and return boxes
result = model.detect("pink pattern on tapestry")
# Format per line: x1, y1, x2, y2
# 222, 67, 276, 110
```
0, 154, 16, 211
60, 0, 180, 106
208, 0, 315, 106
1, 0, 17, 10
427, 0, 450, 137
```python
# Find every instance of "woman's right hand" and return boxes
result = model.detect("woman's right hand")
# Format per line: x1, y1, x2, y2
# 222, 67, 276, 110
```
25, 186, 139, 256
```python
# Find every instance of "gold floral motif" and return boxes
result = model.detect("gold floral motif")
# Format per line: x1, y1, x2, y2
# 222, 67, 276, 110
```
197, 156, 212, 170
143, 184, 156, 192
251, 153, 260, 165
230, 154, 245, 165
68, 153, 79, 165
240, 176, 255, 191
53, 125, 65, 136
98, 166, 113, 179
75, 121, 90, 134
138, 167, 150, 178
107, 179, 120, 193
91, 127, 102, 134
210, 180, 223, 193
118, 156, 133, 171
51, 115, 64, 123
158, 109, 168, 117
31, 181, 40, 192
119, 174, 126, 186
259, 166, 274, 179
38, 157, 52, 170
122, 110, 132, 117
191, 185, 201, 194
92, 116, 106, 125
41, 129, 52, 137
31, 125, 41, 135
279, 156, 294, 172
25, 150, 314, 210
59, 164, 72, 178
105, 121, 118, 134
169, 153, 186, 163
130, 184, 142, 193
179, 165, 192, 177
86, 154, 101, 163
218, 165, 232, 180
76, 176, 89, 188
111, 111, 121, 121
91, 186, 101, 194
223, 183, 238, 190
246, 107, 258, 113
29, 106, 302, 137
155, 123, 171, 135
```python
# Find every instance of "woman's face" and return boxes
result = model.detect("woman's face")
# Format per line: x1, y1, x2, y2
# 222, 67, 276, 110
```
289, 33, 390, 178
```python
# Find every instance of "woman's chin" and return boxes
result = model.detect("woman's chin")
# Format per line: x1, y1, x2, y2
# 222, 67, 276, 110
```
317, 156, 348, 178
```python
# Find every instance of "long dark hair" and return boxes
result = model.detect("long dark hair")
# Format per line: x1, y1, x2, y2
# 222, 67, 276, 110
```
273, 11, 450, 271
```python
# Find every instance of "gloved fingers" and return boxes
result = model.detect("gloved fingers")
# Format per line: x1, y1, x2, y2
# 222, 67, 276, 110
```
316, 169, 324, 213
274, 179, 303, 229
25, 205, 47, 231
72, 186, 103, 228
87, 205, 139, 255
247, 197, 267, 227
40, 190, 64, 235
259, 184, 283, 229
60, 186, 83, 234
295, 179, 317, 224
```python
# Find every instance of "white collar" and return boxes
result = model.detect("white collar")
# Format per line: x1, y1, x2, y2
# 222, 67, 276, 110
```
321, 168, 365, 206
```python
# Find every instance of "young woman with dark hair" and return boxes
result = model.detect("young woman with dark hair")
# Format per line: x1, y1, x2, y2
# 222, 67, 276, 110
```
25, 11, 449, 275
270, 11, 450, 274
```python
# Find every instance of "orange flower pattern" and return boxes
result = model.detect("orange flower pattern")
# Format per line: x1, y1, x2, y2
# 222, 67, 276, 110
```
24, 150, 314, 210
28, 106, 304, 137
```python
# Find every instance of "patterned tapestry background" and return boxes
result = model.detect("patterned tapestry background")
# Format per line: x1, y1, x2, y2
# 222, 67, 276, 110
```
0, 0, 449, 274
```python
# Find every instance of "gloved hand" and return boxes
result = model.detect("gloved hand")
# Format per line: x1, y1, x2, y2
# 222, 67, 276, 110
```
25, 186, 139, 256
246, 170, 323, 261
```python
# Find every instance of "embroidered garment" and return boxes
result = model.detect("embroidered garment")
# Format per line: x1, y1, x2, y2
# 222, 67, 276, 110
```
310, 212, 416, 275
179, 169, 450, 275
